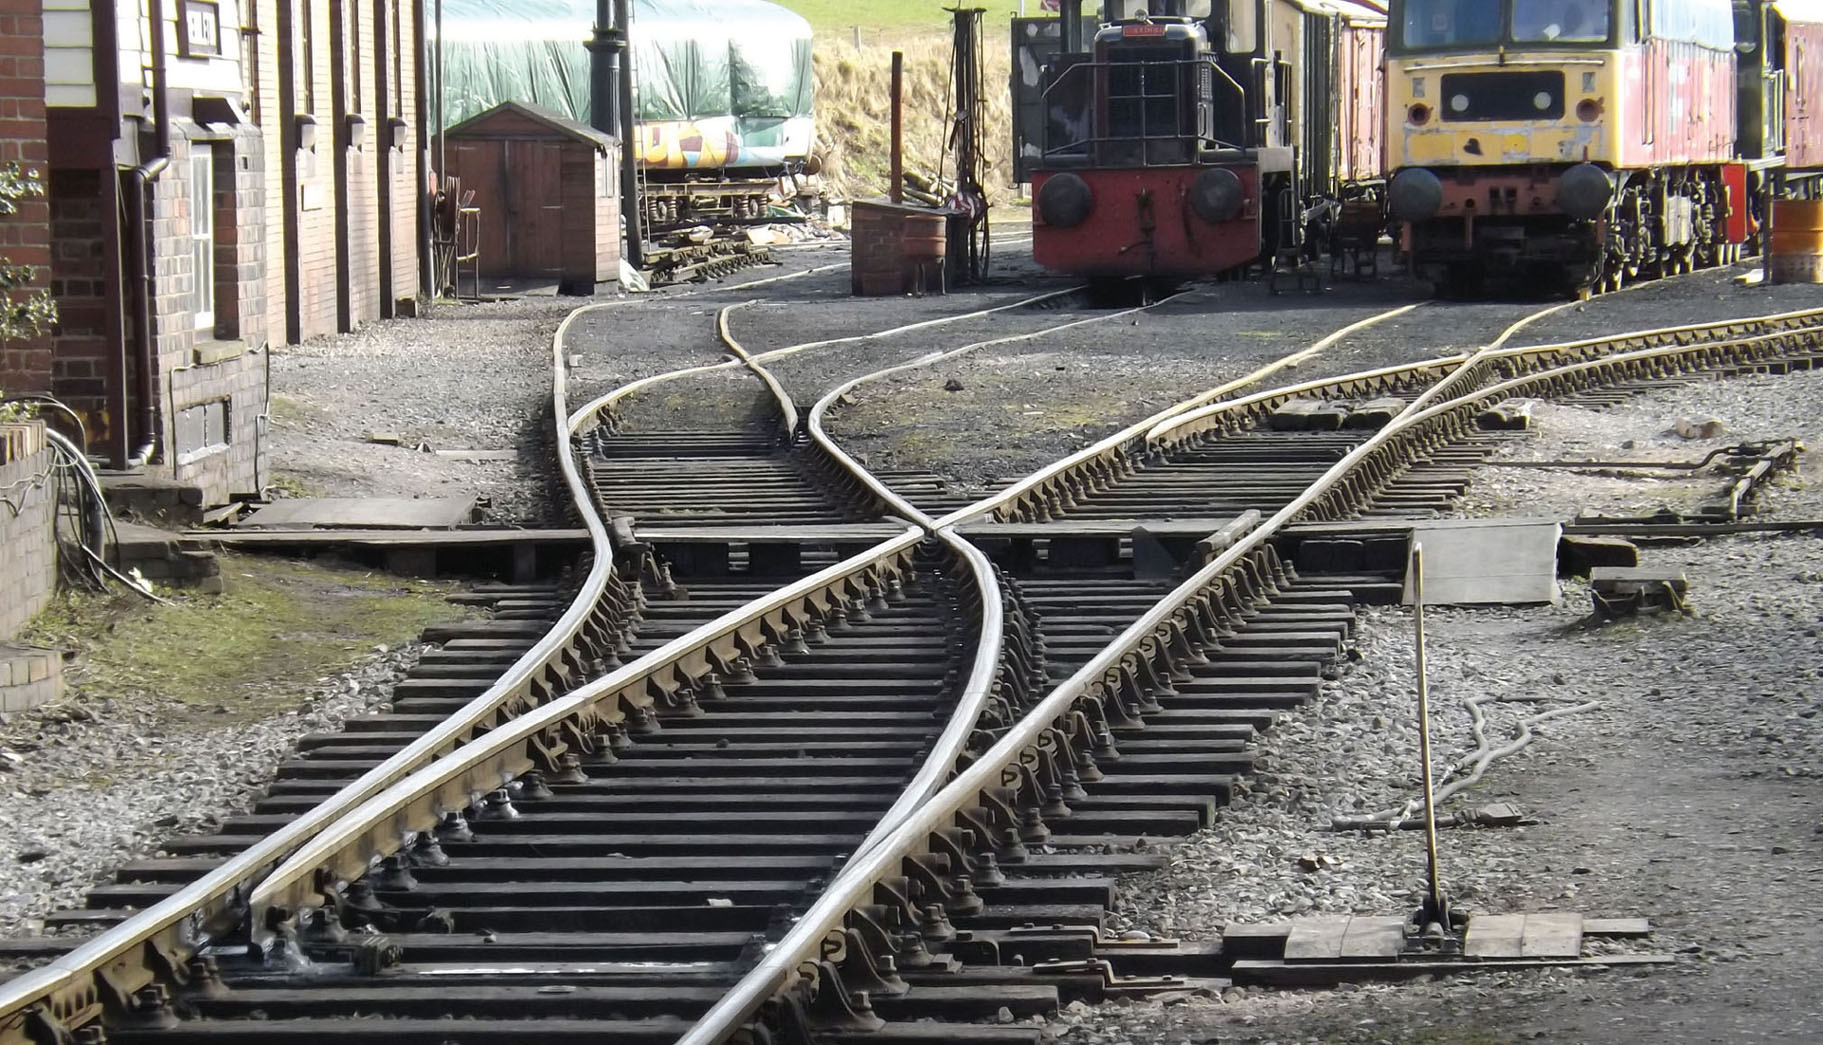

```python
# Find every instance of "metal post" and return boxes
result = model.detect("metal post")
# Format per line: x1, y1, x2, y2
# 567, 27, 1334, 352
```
434, 0, 445, 184
889, 51, 904, 204
1411, 543, 1449, 931
615, 0, 644, 269
587, 0, 617, 134
1061, 0, 1083, 54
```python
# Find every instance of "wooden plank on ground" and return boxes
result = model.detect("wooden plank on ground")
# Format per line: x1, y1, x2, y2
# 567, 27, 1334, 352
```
1463, 914, 1527, 959
1338, 917, 1407, 958
1520, 912, 1584, 958
1283, 917, 1352, 961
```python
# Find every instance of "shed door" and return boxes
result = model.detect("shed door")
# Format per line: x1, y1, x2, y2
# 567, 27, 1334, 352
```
505, 141, 567, 277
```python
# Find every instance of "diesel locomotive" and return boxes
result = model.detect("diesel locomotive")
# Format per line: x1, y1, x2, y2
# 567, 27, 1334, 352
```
1026, 0, 1388, 282
1384, 0, 1823, 294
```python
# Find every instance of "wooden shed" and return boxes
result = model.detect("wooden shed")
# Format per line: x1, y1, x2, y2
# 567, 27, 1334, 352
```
446, 102, 621, 294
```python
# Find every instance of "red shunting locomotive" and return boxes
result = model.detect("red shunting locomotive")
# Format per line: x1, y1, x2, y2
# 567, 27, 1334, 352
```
1029, 0, 1387, 283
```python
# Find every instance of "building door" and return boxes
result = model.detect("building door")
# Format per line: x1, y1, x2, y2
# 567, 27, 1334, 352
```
506, 140, 566, 278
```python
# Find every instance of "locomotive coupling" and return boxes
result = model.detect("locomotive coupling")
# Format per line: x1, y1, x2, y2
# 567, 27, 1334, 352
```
1558, 163, 1614, 221
1038, 173, 1095, 228
1388, 168, 1444, 222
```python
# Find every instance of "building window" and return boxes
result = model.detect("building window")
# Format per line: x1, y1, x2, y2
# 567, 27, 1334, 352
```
190, 144, 216, 332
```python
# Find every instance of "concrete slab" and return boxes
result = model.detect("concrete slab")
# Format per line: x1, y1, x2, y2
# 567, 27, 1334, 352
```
1405, 520, 1562, 606
237, 498, 477, 530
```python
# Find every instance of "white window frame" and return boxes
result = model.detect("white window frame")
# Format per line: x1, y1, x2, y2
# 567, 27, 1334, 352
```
190, 145, 216, 333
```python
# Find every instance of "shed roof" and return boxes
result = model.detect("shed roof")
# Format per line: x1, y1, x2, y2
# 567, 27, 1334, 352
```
444, 100, 613, 152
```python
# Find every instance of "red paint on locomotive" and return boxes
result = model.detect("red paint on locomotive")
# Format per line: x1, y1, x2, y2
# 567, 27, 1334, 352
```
1032, 166, 1264, 277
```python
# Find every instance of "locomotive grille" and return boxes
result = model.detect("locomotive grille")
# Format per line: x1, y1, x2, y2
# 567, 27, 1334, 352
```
1438, 71, 1566, 122
1106, 44, 1188, 141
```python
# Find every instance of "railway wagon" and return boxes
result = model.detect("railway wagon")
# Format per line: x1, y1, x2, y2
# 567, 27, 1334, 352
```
1384, 0, 1823, 295
1025, 0, 1388, 282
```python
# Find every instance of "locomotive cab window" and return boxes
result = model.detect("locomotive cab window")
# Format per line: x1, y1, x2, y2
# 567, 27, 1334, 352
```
1511, 0, 1611, 42
1392, 0, 1628, 51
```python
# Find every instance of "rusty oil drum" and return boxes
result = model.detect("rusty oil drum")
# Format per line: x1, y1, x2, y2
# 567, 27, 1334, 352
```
902, 212, 949, 262
1768, 199, 1823, 284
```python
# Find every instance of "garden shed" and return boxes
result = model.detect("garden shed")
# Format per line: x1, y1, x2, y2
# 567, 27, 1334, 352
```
445, 101, 621, 293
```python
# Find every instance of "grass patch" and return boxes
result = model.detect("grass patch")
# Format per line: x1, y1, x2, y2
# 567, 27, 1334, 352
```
265, 473, 321, 499
23, 554, 472, 723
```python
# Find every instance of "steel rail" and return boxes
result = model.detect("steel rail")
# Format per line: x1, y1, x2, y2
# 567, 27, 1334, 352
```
0, 259, 876, 1041
736, 284, 1091, 367
246, 525, 926, 920
719, 305, 1011, 861
679, 304, 1823, 1045
929, 302, 1426, 528
675, 298, 1435, 1045
1151, 306, 1823, 449
0, 290, 641, 1045
0, 257, 1040, 1041
246, 286, 1087, 938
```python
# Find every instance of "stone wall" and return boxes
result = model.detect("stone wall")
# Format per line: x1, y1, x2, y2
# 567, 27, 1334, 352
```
0, 420, 55, 639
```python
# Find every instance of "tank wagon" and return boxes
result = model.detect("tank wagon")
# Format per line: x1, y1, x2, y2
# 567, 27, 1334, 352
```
1384, 0, 1823, 295
1024, 0, 1389, 284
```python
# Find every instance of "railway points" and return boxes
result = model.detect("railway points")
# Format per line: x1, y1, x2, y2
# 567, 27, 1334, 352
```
5, 235, 1818, 1045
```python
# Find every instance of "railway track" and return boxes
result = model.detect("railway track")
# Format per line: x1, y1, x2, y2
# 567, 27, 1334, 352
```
2, 287, 1818, 1045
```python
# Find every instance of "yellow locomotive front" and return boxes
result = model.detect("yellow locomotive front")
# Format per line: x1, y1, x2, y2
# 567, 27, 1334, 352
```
1383, 0, 1743, 294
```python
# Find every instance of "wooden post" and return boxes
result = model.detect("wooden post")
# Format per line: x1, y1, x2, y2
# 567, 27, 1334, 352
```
890, 50, 904, 205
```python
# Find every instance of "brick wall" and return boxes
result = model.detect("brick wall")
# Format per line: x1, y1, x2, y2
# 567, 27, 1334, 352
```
46, 169, 111, 444
0, 0, 50, 397
166, 346, 268, 505
0, 420, 55, 640
214, 124, 269, 350
260, 0, 420, 343
148, 128, 269, 505
851, 200, 934, 297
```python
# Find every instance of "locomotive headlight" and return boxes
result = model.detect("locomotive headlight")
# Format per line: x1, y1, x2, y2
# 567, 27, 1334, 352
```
1389, 168, 1445, 222
1576, 98, 1603, 122
1533, 92, 1553, 111
1558, 163, 1614, 220
1407, 103, 1432, 126
1449, 94, 1470, 114
1189, 168, 1245, 224
1037, 173, 1094, 229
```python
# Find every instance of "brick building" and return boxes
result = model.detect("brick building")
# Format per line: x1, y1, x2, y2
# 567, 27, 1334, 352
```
34, 0, 430, 507
0, 0, 51, 400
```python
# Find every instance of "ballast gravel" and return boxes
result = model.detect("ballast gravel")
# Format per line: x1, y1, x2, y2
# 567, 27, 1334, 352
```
1052, 336, 1823, 1044
0, 644, 423, 948
271, 248, 853, 525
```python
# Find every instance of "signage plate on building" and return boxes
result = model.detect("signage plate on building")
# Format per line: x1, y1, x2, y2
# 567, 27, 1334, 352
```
178, 0, 222, 58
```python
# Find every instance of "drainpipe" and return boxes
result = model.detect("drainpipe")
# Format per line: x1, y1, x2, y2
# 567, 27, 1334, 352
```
122, 0, 173, 468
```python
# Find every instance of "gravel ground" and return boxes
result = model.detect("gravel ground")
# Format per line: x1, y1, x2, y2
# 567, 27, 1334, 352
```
0, 643, 422, 945
824, 280, 1516, 489
271, 296, 579, 524
1051, 336, 1823, 1044
271, 248, 856, 523
1458, 367, 1823, 524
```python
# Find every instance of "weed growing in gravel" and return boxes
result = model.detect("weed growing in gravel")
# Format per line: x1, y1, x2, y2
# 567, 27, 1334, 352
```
22, 554, 472, 723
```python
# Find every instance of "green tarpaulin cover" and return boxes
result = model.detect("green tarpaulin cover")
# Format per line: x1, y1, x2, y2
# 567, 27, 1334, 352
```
438, 0, 815, 169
